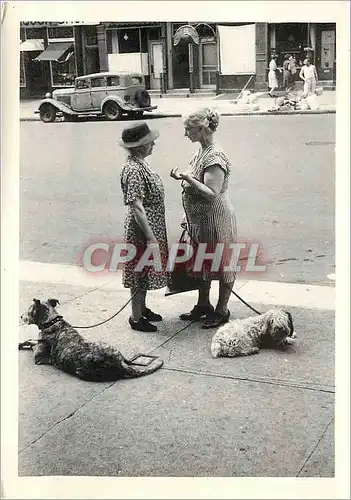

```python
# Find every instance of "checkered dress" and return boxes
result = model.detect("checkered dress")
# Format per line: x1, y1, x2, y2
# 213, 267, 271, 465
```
182, 145, 237, 283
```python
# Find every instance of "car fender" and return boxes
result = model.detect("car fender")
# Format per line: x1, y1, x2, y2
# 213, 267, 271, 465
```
101, 95, 127, 112
38, 99, 78, 116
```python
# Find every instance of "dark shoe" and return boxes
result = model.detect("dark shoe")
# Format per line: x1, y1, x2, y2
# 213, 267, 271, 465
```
142, 307, 163, 322
129, 316, 157, 332
201, 310, 230, 329
179, 304, 214, 321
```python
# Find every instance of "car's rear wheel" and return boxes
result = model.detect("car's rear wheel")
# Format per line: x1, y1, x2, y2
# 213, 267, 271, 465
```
103, 101, 122, 121
39, 104, 57, 123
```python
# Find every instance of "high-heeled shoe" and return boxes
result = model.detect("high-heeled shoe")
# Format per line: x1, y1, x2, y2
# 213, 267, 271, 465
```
179, 304, 214, 321
201, 310, 230, 329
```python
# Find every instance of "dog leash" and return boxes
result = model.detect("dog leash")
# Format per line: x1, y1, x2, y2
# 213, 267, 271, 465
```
230, 289, 261, 315
70, 268, 150, 329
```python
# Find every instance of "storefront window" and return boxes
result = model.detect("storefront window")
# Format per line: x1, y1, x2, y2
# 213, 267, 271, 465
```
320, 30, 335, 69
51, 52, 76, 86
47, 26, 74, 39
117, 29, 140, 53
25, 27, 47, 40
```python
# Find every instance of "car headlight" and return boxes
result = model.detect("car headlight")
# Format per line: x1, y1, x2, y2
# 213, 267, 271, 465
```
45, 92, 52, 98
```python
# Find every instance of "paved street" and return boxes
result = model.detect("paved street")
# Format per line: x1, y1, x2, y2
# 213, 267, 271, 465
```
20, 114, 335, 286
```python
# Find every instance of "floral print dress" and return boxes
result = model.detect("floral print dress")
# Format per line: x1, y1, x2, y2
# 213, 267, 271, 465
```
120, 155, 169, 290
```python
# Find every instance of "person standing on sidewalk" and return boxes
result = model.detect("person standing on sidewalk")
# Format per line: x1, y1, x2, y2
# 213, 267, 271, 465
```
299, 57, 319, 97
120, 122, 169, 332
268, 54, 279, 96
170, 107, 237, 329
282, 54, 291, 91
287, 54, 297, 90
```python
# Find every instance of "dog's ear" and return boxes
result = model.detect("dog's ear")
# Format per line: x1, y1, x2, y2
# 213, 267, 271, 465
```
284, 311, 294, 336
48, 298, 60, 308
32, 299, 43, 321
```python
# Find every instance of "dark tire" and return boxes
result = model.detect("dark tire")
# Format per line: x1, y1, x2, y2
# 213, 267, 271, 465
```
39, 104, 57, 123
135, 90, 151, 108
103, 101, 122, 121
64, 114, 79, 122
134, 111, 144, 120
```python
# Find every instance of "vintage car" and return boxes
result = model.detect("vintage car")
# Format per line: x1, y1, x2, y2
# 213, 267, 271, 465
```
36, 72, 157, 123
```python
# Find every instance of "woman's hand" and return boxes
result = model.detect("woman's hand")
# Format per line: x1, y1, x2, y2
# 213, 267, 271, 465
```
170, 167, 190, 181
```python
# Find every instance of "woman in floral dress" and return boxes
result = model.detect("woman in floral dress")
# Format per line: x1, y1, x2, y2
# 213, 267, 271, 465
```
120, 122, 169, 332
170, 107, 237, 329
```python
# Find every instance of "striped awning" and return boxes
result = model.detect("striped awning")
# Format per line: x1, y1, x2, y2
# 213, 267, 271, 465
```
34, 42, 73, 62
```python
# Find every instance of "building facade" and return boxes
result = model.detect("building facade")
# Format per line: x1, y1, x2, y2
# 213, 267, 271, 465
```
20, 21, 336, 97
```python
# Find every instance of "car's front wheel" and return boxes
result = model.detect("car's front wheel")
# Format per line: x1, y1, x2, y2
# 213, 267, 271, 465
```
39, 104, 57, 123
103, 101, 122, 121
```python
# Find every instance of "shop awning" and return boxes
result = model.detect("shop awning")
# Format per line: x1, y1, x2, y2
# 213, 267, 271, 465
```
34, 42, 73, 62
173, 25, 199, 46
20, 39, 44, 51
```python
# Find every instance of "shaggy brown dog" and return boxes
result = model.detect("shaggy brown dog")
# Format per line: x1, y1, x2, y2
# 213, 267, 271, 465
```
21, 298, 163, 381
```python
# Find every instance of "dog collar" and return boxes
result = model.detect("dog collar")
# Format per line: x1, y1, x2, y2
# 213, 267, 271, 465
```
39, 316, 63, 330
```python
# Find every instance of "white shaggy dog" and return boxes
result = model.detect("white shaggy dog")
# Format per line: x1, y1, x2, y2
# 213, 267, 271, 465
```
211, 309, 296, 358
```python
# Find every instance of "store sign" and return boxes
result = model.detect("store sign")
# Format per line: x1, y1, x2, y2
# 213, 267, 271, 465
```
21, 21, 97, 27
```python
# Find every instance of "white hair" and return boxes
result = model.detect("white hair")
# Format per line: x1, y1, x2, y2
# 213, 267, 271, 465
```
182, 107, 220, 132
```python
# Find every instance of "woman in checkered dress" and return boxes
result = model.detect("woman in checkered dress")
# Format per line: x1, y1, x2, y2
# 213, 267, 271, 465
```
170, 107, 237, 329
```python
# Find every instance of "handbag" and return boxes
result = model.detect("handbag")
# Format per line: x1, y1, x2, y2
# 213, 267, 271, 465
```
165, 228, 204, 296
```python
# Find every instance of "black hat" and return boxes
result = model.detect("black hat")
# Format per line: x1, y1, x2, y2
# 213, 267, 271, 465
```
119, 122, 159, 148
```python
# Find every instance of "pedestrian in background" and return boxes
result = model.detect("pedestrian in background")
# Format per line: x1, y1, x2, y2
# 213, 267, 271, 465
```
282, 54, 291, 90
288, 54, 297, 90
120, 122, 169, 332
299, 57, 319, 97
268, 54, 279, 96
170, 107, 237, 329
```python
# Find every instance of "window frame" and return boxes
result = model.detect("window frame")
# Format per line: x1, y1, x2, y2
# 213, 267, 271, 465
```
90, 76, 107, 88
75, 78, 91, 90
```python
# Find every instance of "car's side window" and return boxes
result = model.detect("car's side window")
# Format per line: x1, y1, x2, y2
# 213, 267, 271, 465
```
132, 76, 143, 84
76, 80, 90, 90
106, 76, 120, 87
91, 78, 106, 88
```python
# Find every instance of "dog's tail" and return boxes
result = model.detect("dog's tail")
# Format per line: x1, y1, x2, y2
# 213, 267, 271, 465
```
121, 358, 164, 378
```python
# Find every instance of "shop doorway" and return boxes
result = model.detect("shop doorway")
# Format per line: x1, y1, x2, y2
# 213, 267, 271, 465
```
199, 42, 217, 88
172, 39, 189, 88
26, 57, 51, 95
149, 41, 163, 90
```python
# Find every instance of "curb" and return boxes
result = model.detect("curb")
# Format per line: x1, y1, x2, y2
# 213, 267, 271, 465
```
20, 108, 336, 122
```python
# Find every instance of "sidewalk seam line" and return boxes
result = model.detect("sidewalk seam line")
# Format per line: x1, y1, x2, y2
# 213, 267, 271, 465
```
18, 380, 116, 454
296, 416, 334, 477
161, 367, 335, 394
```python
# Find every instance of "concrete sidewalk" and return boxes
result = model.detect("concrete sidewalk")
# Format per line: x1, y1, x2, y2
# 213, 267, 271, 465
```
20, 90, 336, 122
18, 261, 335, 478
